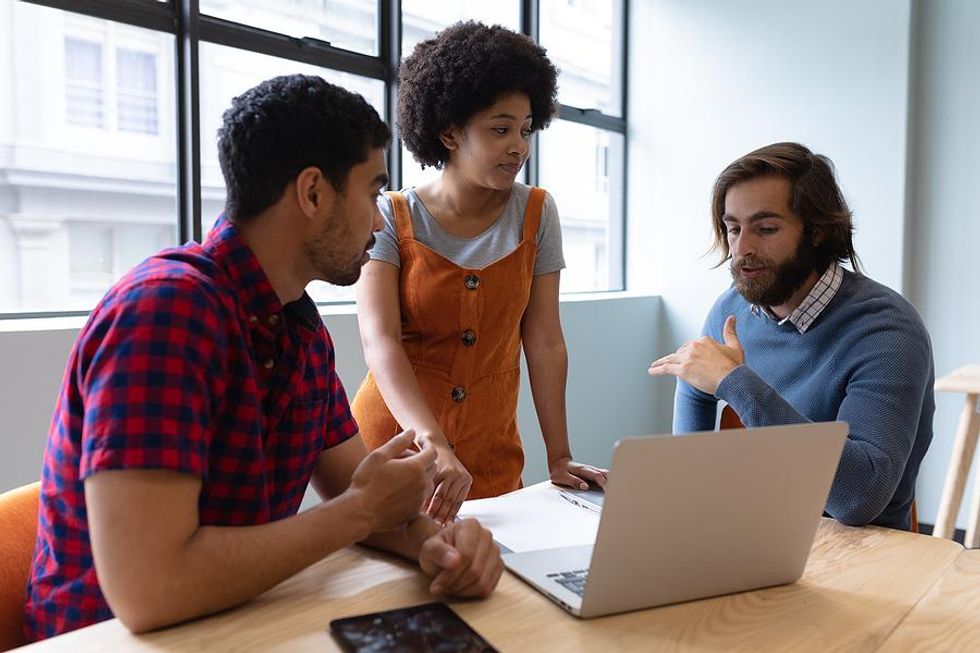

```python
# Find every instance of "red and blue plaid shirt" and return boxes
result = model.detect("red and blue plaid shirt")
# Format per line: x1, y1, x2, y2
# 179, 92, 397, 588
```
24, 217, 358, 641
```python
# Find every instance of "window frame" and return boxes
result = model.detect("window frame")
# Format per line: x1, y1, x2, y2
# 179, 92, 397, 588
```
8, 0, 628, 318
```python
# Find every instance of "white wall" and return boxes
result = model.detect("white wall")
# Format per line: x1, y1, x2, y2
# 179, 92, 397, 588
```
905, 0, 980, 527
0, 296, 667, 497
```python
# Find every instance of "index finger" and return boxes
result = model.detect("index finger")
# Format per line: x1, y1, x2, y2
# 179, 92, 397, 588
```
648, 359, 679, 376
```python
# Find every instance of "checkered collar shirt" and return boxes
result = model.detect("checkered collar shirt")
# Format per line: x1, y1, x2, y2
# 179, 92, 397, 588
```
25, 216, 357, 641
751, 263, 844, 333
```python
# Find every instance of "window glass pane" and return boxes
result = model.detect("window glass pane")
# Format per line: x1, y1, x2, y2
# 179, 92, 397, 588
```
401, 1, 520, 57
539, 0, 624, 116
0, 3, 177, 314
538, 120, 624, 292
399, 144, 441, 190
200, 0, 379, 56
117, 49, 158, 134
199, 43, 385, 304
65, 37, 104, 128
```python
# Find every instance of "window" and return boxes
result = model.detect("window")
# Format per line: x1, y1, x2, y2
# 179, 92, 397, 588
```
540, 0, 624, 116
65, 37, 104, 128
537, 0, 626, 291
117, 48, 158, 134
1, 3, 177, 315
539, 122, 624, 292
200, 0, 380, 56
401, 1, 521, 56
6, 0, 627, 316
64, 36, 164, 136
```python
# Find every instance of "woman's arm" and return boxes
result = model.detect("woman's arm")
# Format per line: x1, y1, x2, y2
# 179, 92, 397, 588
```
521, 271, 607, 489
356, 259, 473, 523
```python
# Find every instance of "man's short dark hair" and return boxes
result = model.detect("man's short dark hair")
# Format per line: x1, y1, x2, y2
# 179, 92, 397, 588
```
397, 21, 559, 169
710, 142, 863, 274
217, 74, 390, 222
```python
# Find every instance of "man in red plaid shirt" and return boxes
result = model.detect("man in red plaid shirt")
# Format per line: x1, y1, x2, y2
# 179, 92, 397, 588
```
24, 75, 502, 641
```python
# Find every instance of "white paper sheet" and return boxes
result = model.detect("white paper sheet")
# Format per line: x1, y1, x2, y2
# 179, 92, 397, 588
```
457, 481, 601, 553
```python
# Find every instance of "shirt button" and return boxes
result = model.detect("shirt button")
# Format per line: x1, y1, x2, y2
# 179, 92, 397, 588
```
461, 330, 476, 347
451, 386, 467, 402
248, 315, 258, 324
263, 358, 275, 370
464, 274, 480, 290
268, 314, 280, 326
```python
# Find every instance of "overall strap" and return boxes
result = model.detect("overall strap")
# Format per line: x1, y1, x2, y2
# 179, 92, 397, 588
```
521, 187, 546, 244
386, 191, 415, 241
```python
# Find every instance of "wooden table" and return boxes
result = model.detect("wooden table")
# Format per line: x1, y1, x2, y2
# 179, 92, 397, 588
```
878, 549, 980, 652
13, 520, 964, 652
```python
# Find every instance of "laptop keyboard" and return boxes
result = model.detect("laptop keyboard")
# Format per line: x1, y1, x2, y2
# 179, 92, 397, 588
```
547, 569, 589, 597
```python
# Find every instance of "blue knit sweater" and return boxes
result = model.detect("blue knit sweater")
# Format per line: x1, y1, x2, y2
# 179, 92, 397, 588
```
674, 270, 934, 530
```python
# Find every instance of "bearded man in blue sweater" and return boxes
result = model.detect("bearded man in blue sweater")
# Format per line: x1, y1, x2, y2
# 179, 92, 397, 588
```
649, 142, 933, 531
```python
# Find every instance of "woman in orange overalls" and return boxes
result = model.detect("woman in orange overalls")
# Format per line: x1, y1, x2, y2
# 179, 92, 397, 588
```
352, 22, 606, 524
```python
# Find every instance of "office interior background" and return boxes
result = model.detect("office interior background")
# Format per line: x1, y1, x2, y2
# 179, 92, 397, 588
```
1, 0, 977, 533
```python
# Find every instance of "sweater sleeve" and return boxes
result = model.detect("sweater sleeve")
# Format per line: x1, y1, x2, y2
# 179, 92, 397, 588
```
715, 321, 933, 526
673, 379, 718, 433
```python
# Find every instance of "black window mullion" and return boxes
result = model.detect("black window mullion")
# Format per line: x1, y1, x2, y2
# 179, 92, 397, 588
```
176, 0, 201, 242
618, 0, 630, 291
383, 0, 401, 190
523, 0, 540, 188
20, 0, 176, 33
556, 105, 625, 134
197, 15, 385, 80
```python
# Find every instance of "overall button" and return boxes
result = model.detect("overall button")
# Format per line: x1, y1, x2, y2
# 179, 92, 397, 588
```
451, 386, 467, 402
464, 274, 480, 290
461, 330, 477, 347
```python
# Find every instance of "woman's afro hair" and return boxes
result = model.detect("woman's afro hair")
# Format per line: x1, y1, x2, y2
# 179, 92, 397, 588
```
397, 21, 559, 169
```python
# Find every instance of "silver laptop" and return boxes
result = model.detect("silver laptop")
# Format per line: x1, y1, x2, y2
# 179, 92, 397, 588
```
503, 422, 847, 618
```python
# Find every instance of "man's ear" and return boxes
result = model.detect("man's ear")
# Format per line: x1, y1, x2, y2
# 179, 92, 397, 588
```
295, 166, 336, 218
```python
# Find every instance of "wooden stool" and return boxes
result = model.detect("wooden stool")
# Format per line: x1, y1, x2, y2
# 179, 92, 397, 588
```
932, 365, 980, 546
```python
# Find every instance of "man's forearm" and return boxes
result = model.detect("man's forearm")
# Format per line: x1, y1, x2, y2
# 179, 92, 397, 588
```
102, 491, 371, 633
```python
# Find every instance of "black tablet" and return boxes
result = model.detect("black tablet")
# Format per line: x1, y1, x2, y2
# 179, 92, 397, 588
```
329, 601, 498, 652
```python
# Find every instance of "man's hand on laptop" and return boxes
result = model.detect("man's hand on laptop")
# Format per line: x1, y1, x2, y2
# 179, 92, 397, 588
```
419, 518, 503, 597
549, 456, 609, 491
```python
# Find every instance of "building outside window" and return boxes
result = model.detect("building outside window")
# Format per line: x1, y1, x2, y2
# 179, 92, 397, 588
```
0, 0, 625, 315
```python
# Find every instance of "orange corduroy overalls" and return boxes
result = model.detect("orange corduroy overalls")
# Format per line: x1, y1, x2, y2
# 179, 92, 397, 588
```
352, 188, 545, 499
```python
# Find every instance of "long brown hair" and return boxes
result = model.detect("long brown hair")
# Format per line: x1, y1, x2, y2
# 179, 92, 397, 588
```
709, 142, 862, 273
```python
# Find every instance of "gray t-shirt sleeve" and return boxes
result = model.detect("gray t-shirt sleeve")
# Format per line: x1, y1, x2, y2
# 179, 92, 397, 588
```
368, 193, 401, 268
534, 191, 566, 276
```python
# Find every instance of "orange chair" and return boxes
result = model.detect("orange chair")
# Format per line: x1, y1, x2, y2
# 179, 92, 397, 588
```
718, 406, 919, 533
0, 482, 40, 651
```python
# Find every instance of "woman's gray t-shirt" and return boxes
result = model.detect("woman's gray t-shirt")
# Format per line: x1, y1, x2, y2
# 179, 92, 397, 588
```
368, 183, 565, 275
